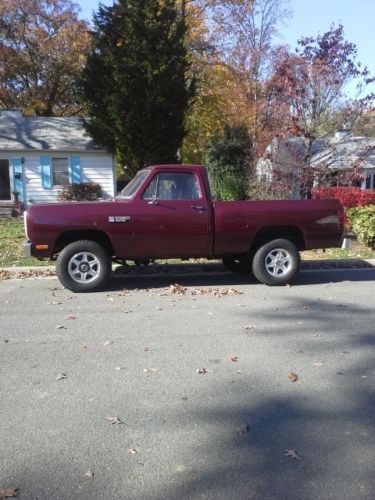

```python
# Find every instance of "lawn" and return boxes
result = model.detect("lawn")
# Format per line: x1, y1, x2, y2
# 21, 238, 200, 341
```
0, 217, 53, 267
0, 217, 374, 268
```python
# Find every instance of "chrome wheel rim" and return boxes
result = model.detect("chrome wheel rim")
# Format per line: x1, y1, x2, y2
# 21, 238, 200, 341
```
68, 252, 101, 284
265, 248, 292, 277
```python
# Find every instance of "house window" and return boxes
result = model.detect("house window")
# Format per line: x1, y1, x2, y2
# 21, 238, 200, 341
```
52, 158, 69, 186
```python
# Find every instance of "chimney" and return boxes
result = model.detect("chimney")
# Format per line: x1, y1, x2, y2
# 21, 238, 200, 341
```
1, 109, 23, 119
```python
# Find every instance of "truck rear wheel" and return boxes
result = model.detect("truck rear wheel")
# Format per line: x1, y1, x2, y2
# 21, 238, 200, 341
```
252, 239, 300, 286
222, 256, 251, 274
56, 240, 112, 292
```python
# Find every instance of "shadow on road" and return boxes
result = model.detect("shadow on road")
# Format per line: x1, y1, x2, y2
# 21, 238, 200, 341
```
106, 263, 375, 292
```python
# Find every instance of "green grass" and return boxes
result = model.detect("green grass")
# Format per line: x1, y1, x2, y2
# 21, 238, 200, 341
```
0, 218, 53, 268
1, 217, 374, 268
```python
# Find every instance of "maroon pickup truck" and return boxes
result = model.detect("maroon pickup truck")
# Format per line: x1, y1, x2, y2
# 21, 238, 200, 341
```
24, 164, 344, 292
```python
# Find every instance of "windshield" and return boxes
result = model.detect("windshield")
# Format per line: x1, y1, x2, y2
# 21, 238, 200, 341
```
119, 170, 149, 198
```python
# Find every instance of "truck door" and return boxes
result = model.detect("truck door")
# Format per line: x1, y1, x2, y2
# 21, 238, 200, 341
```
132, 171, 211, 258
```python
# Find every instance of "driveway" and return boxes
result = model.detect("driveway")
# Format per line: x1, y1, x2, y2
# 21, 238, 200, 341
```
0, 268, 374, 499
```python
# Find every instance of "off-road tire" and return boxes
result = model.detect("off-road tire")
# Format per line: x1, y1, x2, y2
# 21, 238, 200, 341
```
252, 239, 300, 286
56, 240, 111, 292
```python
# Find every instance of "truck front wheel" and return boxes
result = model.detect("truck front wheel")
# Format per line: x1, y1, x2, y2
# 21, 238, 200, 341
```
252, 239, 300, 286
56, 240, 112, 292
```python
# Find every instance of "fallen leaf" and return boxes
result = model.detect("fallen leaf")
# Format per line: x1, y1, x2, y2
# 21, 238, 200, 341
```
107, 416, 124, 425
56, 325, 66, 330
0, 486, 19, 498
66, 316, 76, 320
312, 362, 325, 367
128, 448, 137, 454
228, 355, 239, 362
196, 368, 212, 374
236, 424, 251, 435
143, 368, 160, 373
104, 340, 113, 346
56, 372, 67, 380
284, 449, 300, 460
84, 470, 94, 480
243, 324, 256, 330
168, 284, 187, 295
82, 344, 88, 351
288, 372, 299, 383
144, 346, 150, 351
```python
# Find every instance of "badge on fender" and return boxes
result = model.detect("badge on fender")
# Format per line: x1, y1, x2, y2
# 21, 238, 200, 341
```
108, 216, 131, 223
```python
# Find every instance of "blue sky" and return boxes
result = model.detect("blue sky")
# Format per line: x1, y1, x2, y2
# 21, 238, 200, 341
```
77, 0, 375, 79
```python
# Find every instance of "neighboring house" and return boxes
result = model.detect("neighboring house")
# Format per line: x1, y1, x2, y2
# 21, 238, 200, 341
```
257, 131, 375, 196
310, 131, 375, 190
0, 109, 115, 207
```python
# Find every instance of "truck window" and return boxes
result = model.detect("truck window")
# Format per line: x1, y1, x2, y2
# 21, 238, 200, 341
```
119, 170, 149, 198
142, 172, 201, 200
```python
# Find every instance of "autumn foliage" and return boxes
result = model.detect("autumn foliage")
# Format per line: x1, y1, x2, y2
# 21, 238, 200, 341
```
311, 187, 375, 209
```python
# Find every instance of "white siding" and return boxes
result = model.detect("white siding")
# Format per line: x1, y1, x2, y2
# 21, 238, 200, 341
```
22, 152, 114, 205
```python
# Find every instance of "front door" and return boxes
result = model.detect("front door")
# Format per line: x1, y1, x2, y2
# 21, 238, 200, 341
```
132, 170, 211, 258
0, 160, 11, 201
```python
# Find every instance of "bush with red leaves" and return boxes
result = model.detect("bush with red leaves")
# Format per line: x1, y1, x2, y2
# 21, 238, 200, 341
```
311, 187, 375, 208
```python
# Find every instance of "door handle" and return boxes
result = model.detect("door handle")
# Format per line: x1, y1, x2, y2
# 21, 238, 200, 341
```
190, 205, 206, 211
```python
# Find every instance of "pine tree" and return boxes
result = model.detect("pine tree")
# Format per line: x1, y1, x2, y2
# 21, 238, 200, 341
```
81, 0, 194, 175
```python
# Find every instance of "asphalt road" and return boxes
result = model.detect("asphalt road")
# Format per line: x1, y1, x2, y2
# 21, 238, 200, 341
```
1, 268, 374, 500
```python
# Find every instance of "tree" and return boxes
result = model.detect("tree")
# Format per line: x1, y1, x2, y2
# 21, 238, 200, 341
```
204, 124, 252, 200
0, 0, 91, 116
267, 24, 375, 197
181, 0, 291, 162
81, 0, 194, 175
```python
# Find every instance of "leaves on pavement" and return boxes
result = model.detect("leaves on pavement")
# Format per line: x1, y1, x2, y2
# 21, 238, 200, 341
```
196, 368, 212, 374
236, 424, 251, 435
143, 368, 160, 373
167, 284, 243, 297
84, 470, 94, 480
228, 355, 239, 362
56, 373, 67, 381
128, 448, 137, 454
107, 416, 124, 425
284, 449, 301, 460
288, 372, 299, 383
0, 486, 19, 499
243, 324, 256, 330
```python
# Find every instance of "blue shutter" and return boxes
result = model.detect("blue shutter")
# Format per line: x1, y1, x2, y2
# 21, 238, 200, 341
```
69, 156, 81, 184
41, 156, 52, 189
12, 158, 25, 202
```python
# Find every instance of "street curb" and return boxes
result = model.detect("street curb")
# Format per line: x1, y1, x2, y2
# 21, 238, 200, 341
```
1, 259, 374, 280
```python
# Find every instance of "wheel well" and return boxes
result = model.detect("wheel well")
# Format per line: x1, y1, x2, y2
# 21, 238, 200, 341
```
54, 230, 115, 256
251, 226, 306, 252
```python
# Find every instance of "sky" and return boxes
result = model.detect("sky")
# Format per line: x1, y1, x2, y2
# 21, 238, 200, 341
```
77, 0, 375, 80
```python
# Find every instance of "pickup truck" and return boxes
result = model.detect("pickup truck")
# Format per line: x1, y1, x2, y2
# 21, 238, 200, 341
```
24, 164, 344, 292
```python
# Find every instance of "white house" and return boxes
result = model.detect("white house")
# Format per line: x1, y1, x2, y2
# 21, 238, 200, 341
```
0, 109, 115, 207
257, 131, 375, 196
310, 131, 375, 190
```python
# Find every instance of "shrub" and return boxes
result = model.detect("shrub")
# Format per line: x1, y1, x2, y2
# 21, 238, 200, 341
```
204, 125, 252, 200
58, 183, 102, 201
346, 205, 375, 248
311, 187, 375, 209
